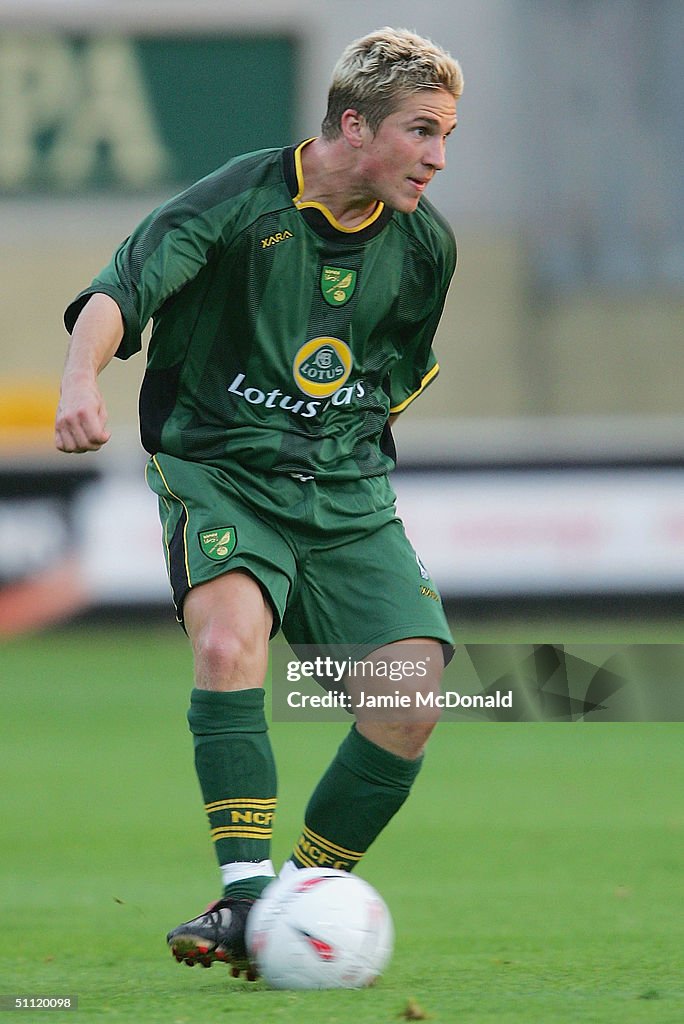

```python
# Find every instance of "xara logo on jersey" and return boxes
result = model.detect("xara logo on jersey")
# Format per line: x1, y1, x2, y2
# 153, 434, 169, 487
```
293, 338, 353, 398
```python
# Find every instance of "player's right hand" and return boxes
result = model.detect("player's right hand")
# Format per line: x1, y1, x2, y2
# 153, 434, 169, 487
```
55, 382, 111, 453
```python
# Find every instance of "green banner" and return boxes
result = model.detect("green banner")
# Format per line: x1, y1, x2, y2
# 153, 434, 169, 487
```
0, 33, 295, 192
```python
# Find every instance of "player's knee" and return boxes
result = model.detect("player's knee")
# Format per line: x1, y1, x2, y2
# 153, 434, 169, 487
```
399, 719, 439, 760
192, 623, 266, 689
358, 717, 438, 761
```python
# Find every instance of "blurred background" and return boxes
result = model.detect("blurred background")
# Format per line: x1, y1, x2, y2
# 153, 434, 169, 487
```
4, 12, 683, 1013
1, 0, 684, 636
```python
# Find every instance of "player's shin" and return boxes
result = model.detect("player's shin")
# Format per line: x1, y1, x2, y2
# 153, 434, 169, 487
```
287, 724, 423, 873
187, 687, 277, 899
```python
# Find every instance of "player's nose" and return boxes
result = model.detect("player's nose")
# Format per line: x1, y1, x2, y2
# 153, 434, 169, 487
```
423, 136, 447, 171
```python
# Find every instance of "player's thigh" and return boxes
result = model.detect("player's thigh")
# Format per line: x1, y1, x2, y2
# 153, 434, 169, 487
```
145, 453, 295, 631
282, 515, 453, 656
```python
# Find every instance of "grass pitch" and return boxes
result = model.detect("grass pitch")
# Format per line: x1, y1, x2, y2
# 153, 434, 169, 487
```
2, 622, 683, 1022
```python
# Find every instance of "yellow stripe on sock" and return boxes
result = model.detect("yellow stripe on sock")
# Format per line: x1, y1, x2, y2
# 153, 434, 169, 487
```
301, 825, 364, 860
211, 827, 274, 842
292, 843, 317, 868
205, 798, 277, 813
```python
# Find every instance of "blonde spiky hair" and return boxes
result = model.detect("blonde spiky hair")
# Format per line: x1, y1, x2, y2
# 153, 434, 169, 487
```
321, 27, 463, 139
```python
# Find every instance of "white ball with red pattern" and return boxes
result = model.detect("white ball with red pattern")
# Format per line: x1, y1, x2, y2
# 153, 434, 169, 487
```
245, 867, 394, 989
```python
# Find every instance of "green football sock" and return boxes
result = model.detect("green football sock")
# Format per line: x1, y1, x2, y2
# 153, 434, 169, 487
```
290, 725, 423, 872
187, 687, 276, 900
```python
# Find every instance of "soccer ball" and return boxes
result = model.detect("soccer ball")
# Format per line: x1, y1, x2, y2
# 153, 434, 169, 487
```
245, 867, 394, 989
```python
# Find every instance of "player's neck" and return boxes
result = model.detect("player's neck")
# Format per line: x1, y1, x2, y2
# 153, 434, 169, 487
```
297, 137, 380, 229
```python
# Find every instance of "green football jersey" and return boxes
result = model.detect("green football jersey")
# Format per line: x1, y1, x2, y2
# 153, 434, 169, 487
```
65, 141, 456, 480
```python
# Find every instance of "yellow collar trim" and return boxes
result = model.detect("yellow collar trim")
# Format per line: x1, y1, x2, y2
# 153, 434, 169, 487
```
292, 139, 385, 234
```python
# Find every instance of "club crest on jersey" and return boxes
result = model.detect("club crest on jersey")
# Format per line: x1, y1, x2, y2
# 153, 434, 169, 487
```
320, 266, 357, 306
199, 527, 237, 561
293, 337, 353, 398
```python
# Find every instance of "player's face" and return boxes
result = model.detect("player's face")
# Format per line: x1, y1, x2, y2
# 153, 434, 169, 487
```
357, 88, 458, 213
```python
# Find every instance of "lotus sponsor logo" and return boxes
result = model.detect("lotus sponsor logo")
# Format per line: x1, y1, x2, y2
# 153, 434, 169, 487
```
292, 338, 353, 398
228, 372, 364, 419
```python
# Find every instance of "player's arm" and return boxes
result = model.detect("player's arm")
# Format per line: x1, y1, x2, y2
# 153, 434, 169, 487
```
55, 293, 124, 453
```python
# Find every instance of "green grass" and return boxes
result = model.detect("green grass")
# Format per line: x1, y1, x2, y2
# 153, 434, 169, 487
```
2, 624, 683, 1022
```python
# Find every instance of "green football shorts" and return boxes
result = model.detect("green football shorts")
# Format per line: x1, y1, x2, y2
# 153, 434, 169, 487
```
145, 453, 453, 657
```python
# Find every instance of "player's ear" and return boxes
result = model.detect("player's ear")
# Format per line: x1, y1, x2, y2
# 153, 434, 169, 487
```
340, 109, 366, 148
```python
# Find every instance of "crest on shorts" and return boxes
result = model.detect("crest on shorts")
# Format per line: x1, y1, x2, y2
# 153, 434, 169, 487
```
199, 527, 237, 561
320, 266, 357, 307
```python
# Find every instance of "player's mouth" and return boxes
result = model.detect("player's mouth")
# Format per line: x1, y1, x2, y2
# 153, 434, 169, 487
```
408, 176, 430, 193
